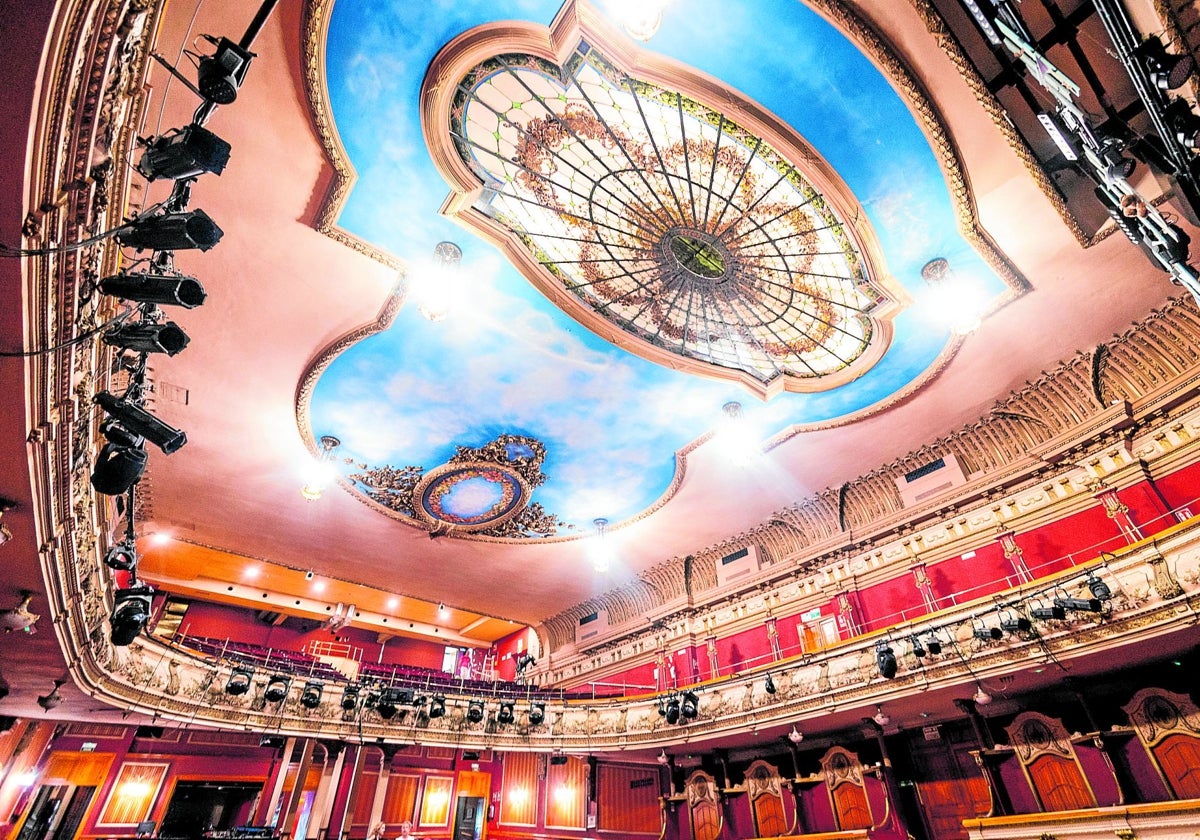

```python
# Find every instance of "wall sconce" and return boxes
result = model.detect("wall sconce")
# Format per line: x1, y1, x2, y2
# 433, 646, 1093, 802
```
301, 435, 341, 501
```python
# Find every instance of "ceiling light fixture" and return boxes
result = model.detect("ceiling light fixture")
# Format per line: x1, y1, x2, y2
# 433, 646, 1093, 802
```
715, 401, 760, 465
787, 726, 804, 743
590, 517, 615, 573
416, 241, 464, 322
873, 705, 890, 726
301, 435, 341, 501
973, 685, 993, 705
921, 257, 986, 335
606, 0, 668, 40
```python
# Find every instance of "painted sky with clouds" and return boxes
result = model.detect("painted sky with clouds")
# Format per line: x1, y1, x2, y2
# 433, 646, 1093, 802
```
310, 0, 1006, 532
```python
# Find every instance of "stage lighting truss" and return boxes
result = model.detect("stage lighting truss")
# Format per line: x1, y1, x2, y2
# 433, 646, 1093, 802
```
263, 674, 291, 704
110, 584, 153, 646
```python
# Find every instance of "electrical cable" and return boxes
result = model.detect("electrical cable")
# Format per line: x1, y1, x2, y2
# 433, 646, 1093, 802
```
0, 309, 134, 358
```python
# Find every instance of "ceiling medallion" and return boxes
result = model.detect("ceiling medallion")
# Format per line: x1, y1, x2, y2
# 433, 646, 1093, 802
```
424, 6, 901, 399
349, 435, 569, 538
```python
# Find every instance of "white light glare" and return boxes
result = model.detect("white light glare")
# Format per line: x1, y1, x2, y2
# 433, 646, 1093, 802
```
604, 0, 669, 40
590, 518, 616, 573
415, 241, 464, 322
714, 401, 761, 465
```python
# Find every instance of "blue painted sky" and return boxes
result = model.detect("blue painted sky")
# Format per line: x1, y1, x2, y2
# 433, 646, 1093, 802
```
309, 0, 1006, 533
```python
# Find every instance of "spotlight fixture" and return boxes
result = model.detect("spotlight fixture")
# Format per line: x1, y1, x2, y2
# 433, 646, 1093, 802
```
340, 685, 360, 712
1054, 596, 1103, 613
1166, 99, 1200, 151
110, 585, 153, 646
973, 624, 1003, 642
973, 685, 993, 705
680, 691, 699, 720
115, 209, 223, 252
1086, 572, 1112, 602
103, 540, 137, 572
259, 735, 285, 749
466, 700, 485, 724
263, 674, 291, 704
764, 674, 776, 695
910, 635, 927, 659
305, 570, 314, 580
496, 701, 515, 725
1000, 615, 1032, 634
787, 726, 804, 744
99, 270, 207, 309
197, 37, 255, 105
299, 681, 323, 710
925, 635, 943, 656
664, 696, 681, 725
1099, 143, 1137, 182
137, 125, 231, 181
873, 705, 890, 726
428, 695, 446, 719
875, 641, 898, 679
1030, 604, 1067, 621
103, 320, 191, 356
91, 424, 148, 496
226, 666, 254, 696
1135, 36, 1195, 91
528, 702, 545, 725
375, 689, 400, 720
656, 749, 669, 764
94, 392, 186, 454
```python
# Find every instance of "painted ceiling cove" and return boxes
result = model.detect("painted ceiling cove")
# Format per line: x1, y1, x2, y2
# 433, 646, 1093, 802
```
308, 0, 1010, 537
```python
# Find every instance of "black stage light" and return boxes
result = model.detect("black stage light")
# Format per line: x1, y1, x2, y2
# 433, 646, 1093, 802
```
1167, 99, 1200, 150
466, 700, 485, 724
116, 209, 223, 252
764, 674, 776, 694
300, 681, 323, 710
226, 666, 254, 696
656, 697, 667, 717
394, 688, 414, 706
926, 636, 943, 656
1031, 605, 1067, 621
103, 320, 191, 356
1055, 596, 1103, 613
1000, 616, 1032, 634
91, 423, 148, 495
1136, 36, 1195, 91
875, 642, 898, 679
428, 695, 446, 719
110, 585, 153, 646
198, 38, 255, 104
528, 702, 545, 725
340, 685, 360, 712
664, 697, 680, 725
910, 636, 927, 659
375, 689, 400, 720
104, 540, 137, 571
973, 626, 1003, 642
100, 271, 208, 309
1100, 144, 1137, 182
137, 125, 231, 181
259, 735, 285, 749
264, 674, 291, 704
496, 701, 515, 725
1087, 573, 1112, 602
95, 391, 187, 454
681, 691, 699, 719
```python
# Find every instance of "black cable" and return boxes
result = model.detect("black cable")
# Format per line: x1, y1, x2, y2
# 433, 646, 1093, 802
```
0, 225, 128, 257
0, 309, 134, 358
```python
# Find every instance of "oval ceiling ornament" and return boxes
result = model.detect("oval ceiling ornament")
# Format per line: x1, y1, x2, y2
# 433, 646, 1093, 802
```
422, 0, 907, 400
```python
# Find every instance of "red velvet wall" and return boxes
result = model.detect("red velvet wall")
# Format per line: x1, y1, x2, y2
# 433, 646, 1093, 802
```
858, 573, 925, 631
1148, 459, 1200, 515
714, 623, 773, 676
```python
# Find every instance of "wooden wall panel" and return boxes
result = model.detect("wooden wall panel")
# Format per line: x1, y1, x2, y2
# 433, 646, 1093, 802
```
832, 784, 871, 831
545, 757, 587, 829
418, 775, 454, 827
597, 764, 659, 834
751, 793, 787, 837
457, 770, 491, 799
500, 753, 538, 826
42, 751, 114, 787
1153, 733, 1200, 799
348, 771, 378, 828
97, 762, 169, 826
381, 773, 419, 826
